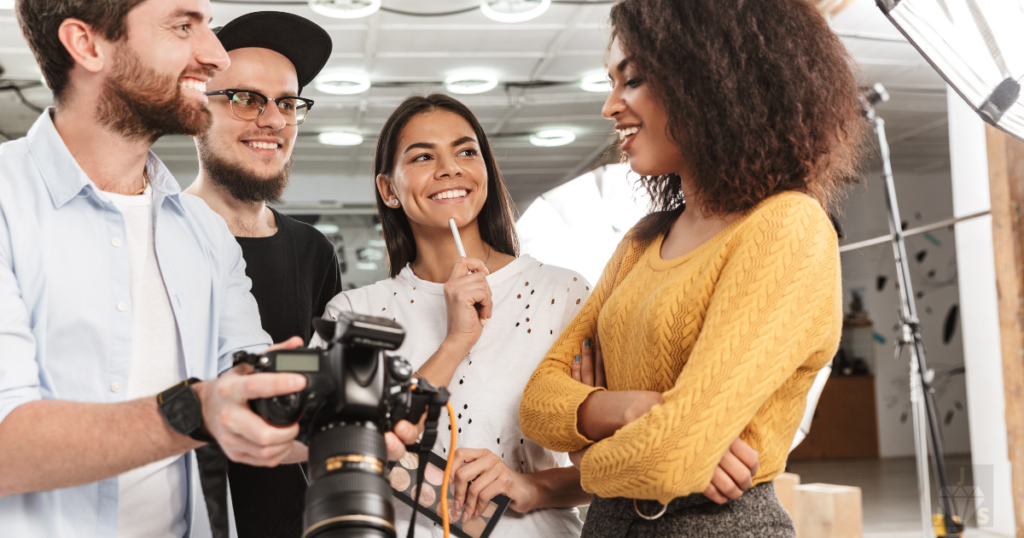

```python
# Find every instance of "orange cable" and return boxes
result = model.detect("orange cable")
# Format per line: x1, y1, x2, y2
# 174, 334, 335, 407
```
440, 401, 457, 538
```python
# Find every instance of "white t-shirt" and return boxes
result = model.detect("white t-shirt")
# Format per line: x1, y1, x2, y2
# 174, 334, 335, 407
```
105, 187, 188, 538
316, 254, 591, 538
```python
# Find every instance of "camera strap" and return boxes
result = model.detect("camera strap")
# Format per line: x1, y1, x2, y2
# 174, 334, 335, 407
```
406, 387, 450, 538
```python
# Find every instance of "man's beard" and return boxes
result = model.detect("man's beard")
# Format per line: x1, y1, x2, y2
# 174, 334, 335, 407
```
97, 44, 212, 142
197, 135, 293, 204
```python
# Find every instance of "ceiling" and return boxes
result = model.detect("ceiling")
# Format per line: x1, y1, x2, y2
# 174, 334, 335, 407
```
0, 0, 948, 212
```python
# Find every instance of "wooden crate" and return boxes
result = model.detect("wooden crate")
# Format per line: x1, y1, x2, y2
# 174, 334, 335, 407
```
793, 483, 863, 538
775, 472, 801, 518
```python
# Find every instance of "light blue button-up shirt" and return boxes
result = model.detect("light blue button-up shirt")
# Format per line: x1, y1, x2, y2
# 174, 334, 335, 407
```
0, 110, 272, 537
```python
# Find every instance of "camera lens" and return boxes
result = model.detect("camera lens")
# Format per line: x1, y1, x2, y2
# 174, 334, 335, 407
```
304, 422, 396, 538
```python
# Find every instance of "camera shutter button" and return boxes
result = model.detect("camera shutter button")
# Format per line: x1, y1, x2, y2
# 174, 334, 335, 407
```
388, 356, 412, 381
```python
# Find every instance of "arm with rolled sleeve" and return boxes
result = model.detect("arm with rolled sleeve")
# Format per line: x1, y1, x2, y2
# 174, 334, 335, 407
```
0, 205, 202, 496
0, 206, 42, 429
214, 229, 272, 376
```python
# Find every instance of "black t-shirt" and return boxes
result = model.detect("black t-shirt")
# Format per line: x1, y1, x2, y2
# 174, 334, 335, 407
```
229, 208, 342, 538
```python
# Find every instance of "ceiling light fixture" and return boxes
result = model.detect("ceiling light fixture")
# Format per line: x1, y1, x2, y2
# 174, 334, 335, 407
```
314, 70, 371, 95
480, 0, 552, 23
318, 131, 364, 146
314, 224, 340, 235
581, 72, 611, 93
529, 129, 575, 147
309, 0, 381, 19
445, 70, 499, 94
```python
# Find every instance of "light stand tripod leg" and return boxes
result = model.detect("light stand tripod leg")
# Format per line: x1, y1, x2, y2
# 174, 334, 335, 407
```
909, 338, 936, 538
873, 115, 962, 537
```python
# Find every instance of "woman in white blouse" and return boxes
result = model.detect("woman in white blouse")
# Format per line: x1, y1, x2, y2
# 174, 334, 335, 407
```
315, 94, 757, 538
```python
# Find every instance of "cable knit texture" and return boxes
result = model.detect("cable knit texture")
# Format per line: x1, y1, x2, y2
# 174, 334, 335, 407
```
519, 192, 841, 503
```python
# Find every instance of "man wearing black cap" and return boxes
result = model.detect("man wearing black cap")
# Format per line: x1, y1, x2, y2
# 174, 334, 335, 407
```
183, 12, 342, 538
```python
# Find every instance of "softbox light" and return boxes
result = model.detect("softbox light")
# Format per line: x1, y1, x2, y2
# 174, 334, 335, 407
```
877, 0, 1024, 142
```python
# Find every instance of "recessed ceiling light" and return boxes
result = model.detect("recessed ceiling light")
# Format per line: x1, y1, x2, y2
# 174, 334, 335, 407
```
356, 261, 379, 271
445, 70, 499, 94
530, 129, 576, 147
314, 70, 371, 95
314, 224, 340, 235
581, 72, 611, 93
309, 0, 381, 19
480, 0, 551, 23
319, 132, 364, 146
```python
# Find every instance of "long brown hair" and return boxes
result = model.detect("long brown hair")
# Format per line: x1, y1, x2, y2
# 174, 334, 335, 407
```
610, 0, 867, 240
374, 94, 520, 277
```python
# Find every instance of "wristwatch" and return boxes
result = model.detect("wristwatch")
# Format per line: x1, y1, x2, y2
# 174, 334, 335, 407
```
157, 378, 215, 443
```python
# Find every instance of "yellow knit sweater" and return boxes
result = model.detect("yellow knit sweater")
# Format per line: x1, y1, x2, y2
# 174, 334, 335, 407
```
519, 192, 841, 503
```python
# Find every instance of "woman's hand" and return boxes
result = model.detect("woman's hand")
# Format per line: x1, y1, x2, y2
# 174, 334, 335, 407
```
571, 335, 759, 504
573, 333, 662, 441
703, 438, 760, 504
571, 335, 605, 388
442, 257, 493, 354
450, 448, 540, 519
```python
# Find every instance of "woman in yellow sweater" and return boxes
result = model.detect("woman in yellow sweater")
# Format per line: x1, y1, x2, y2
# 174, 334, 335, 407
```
518, 0, 866, 536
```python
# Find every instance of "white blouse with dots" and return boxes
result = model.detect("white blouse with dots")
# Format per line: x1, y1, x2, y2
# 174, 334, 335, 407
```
315, 254, 591, 538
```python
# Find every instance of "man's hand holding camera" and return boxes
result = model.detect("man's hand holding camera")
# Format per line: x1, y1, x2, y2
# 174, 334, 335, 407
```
194, 336, 421, 465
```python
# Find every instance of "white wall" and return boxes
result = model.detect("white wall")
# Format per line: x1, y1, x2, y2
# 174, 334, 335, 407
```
948, 89, 1015, 536
837, 165, 972, 458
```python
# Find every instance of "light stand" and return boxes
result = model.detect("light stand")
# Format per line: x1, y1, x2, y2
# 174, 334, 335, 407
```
861, 84, 963, 538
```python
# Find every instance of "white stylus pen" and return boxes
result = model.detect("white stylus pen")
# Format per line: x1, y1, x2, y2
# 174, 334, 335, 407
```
449, 218, 467, 258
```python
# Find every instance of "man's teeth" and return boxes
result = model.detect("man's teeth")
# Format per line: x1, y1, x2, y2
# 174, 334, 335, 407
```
181, 79, 207, 93
617, 126, 640, 140
430, 189, 468, 200
245, 141, 280, 150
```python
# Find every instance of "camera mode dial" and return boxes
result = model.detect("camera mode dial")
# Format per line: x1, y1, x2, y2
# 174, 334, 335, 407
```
387, 355, 413, 382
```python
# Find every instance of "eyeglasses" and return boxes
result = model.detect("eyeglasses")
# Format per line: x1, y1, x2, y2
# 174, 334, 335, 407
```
204, 89, 314, 126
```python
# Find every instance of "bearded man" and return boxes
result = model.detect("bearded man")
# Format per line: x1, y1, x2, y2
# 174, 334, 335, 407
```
183, 12, 342, 538
0, 2, 416, 536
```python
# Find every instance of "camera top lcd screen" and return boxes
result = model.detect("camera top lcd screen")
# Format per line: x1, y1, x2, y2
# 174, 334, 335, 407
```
276, 353, 320, 372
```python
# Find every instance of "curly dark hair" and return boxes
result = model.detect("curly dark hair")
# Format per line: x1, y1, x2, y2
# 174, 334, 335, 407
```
610, 0, 867, 240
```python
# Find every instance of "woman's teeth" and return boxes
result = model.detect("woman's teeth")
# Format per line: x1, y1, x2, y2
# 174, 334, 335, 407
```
246, 141, 280, 150
430, 189, 468, 200
181, 79, 206, 93
617, 126, 640, 140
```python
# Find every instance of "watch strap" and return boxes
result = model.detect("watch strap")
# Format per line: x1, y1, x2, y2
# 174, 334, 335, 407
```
158, 378, 215, 443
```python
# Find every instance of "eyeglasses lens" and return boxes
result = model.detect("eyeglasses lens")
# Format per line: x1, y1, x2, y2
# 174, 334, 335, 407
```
229, 92, 265, 120
230, 92, 307, 125
278, 98, 308, 125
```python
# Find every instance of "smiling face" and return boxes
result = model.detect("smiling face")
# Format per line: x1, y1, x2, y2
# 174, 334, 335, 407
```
377, 109, 489, 232
602, 37, 687, 177
96, 0, 228, 140
195, 47, 299, 202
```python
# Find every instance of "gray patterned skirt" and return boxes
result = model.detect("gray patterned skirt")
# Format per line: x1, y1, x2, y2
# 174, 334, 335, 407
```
581, 483, 794, 538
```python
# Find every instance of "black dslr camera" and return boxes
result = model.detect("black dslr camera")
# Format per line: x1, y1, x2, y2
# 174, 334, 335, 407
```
233, 312, 449, 538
